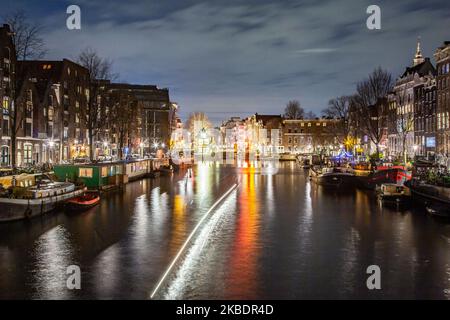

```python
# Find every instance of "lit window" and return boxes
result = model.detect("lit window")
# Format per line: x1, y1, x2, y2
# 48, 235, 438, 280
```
79, 168, 93, 178
2, 96, 9, 115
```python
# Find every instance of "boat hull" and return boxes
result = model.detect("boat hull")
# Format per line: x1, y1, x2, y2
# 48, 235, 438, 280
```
356, 168, 411, 190
66, 194, 100, 212
0, 188, 85, 222
379, 194, 410, 203
310, 172, 355, 187
407, 182, 450, 218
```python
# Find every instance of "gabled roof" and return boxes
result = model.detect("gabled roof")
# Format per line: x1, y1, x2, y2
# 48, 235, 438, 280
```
16, 61, 64, 103
401, 58, 436, 78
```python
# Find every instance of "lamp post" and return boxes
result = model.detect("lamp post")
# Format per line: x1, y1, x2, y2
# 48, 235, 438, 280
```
200, 128, 207, 162
47, 140, 55, 164
413, 144, 419, 159
139, 142, 144, 159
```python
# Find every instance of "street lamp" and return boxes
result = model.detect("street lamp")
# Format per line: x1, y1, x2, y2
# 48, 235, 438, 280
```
139, 142, 144, 158
413, 144, 419, 158
200, 128, 208, 162
47, 140, 55, 164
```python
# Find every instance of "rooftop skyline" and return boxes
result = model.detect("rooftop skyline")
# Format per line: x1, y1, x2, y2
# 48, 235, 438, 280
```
3, 0, 450, 123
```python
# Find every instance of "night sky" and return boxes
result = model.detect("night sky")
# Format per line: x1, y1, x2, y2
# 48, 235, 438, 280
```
2, 0, 450, 123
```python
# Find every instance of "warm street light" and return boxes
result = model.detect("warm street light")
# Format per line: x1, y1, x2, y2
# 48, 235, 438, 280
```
200, 128, 207, 140
200, 128, 208, 162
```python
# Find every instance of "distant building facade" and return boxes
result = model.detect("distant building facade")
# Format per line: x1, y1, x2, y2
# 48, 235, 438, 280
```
282, 118, 342, 154
17, 59, 90, 164
388, 41, 436, 159
434, 41, 450, 156
104, 83, 174, 156
0, 24, 15, 166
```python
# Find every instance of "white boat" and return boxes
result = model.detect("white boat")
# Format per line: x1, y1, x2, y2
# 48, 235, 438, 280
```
25, 181, 76, 199
0, 182, 85, 222
377, 183, 411, 203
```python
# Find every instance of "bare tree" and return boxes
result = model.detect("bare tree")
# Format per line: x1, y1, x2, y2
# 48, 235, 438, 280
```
391, 85, 415, 164
186, 112, 211, 134
304, 111, 317, 119
3, 10, 46, 168
352, 67, 393, 159
109, 91, 139, 160
77, 48, 117, 161
4, 10, 47, 60
322, 96, 352, 148
284, 100, 304, 119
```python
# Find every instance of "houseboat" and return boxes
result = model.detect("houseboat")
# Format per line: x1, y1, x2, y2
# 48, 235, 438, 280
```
53, 158, 163, 190
354, 165, 411, 189
310, 166, 355, 187
377, 183, 411, 203
406, 178, 450, 218
0, 178, 84, 222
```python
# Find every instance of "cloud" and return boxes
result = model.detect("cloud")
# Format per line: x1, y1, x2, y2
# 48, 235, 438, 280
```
4, 0, 450, 123
295, 48, 338, 54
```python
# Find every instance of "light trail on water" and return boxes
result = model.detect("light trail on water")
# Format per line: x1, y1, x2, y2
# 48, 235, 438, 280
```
150, 183, 239, 299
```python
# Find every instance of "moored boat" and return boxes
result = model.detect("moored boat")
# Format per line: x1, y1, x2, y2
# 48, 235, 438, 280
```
0, 184, 85, 222
406, 179, 450, 218
66, 192, 100, 211
310, 166, 355, 187
355, 166, 411, 189
377, 183, 411, 203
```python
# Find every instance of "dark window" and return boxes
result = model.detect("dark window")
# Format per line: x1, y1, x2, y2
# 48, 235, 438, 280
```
2, 119, 9, 136
25, 123, 32, 137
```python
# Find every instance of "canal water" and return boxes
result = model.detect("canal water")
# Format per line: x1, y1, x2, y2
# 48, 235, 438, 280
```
0, 162, 449, 299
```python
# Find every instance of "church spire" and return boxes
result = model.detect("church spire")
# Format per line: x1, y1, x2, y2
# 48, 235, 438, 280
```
413, 36, 425, 66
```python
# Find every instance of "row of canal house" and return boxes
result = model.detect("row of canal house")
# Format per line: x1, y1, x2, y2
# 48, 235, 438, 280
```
0, 23, 177, 168
348, 40, 449, 161
387, 40, 450, 160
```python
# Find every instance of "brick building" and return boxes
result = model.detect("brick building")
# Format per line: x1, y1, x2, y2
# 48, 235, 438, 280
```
17, 59, 90, 163
434, 41, 450, 156
0, 24, 16, 166
104, 83, 174, 157
388, 41, 436, 160
282, 118, 342, 154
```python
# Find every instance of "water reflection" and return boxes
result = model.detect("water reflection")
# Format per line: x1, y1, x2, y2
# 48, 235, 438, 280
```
0, 163, 449, 299
227, 172, 260, 298
30, 225, 75, 299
